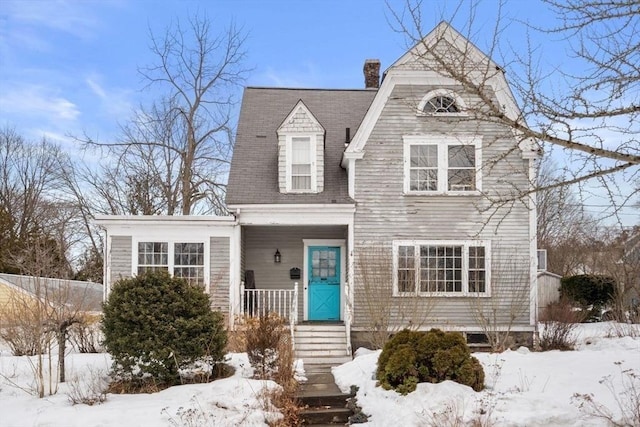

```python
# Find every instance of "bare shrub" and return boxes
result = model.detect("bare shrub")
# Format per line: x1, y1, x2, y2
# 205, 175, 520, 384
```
69, 314, 103, 353
245, 314, 289, 380
469, 255, 531, 352
242, 313, 301, 426
355, 245, 432, 349
573, 364, 640, 427
66, 366, 109, 406
539, 299, 586, 351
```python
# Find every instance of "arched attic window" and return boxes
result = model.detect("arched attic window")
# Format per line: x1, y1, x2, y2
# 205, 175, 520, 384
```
417, 89, 466, 116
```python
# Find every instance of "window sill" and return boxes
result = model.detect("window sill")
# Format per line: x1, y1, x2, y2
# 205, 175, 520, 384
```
394, 292, 491, 298
284, 189, 319, 194
403, 191, 482, 197
415, 111, 470, 118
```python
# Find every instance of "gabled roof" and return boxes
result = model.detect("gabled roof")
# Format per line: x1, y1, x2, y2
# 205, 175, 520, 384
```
344, 21, 538, 161
0, 273, 103, 312
226, 87, 376, 205
277, 99, 325, 135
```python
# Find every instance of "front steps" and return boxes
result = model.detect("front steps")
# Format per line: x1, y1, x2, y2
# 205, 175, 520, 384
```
294, 323, 352, 365
297, 364, 353, 425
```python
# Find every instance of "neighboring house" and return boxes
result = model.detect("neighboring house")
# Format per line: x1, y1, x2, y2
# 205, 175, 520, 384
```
97, 22, 539, 361
0, 273, 103, 324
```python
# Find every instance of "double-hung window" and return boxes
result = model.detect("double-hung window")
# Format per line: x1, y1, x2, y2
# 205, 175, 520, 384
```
404, 136, 481, 194
137, 241, 206, 286
286, 135, 316, 192
291, 137, 312, 190
393, 240, 490, 296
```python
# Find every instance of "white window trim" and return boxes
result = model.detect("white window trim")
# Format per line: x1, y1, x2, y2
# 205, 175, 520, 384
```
416, 89, 468, 117
403, 135, 482, 195
132, 238, 211, 293
285, 134, 318, 193
392, 240, 491, 297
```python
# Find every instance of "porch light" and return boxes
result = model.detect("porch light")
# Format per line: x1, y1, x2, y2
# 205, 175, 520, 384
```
274, 249, 281, 263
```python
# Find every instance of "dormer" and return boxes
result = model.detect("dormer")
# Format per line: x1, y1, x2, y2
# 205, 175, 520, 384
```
276, 100, 325, 193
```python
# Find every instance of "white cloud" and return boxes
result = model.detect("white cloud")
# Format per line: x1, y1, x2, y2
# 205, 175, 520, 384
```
0, 84, 80, 121
85, 74, 133, 119
260, 63, 323, 88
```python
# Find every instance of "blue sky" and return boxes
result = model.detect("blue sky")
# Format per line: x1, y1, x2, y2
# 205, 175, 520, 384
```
0, 0, 636, 225
0, 0, 544, 143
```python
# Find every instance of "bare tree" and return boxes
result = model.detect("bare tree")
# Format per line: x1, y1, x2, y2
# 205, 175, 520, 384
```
469, 255, 531, 351
81, 14, 249, 215
355, 245, 432, 349
388, 1, 639, 223
0, 127, 73, 276
537, 156, 598, 275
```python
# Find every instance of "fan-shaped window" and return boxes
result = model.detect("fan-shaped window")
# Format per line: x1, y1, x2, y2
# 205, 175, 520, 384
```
423, 96, 459, 113
417, 90, 466, 116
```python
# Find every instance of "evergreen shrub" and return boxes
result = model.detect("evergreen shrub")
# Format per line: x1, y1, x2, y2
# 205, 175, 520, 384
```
560, 274, 615, 320
101, 271, 227, 387
376, 329, 484, 394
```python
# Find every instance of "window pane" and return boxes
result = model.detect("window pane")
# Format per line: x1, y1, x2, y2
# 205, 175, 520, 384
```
292, 137, 311, 162
397, 246, 415, 293
448, 169, 475, 191
410, 145, 437, 167
468, 246, 486, 293
138, 242, 168, 268
292, 176, 311, 190
424, 96, 459, 113
419, 245, 463, 293
410, 169, 437, 191
448, 145, 475, 168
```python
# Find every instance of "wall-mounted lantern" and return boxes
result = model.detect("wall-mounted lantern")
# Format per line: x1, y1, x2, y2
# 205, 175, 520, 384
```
274, 249, 281, 264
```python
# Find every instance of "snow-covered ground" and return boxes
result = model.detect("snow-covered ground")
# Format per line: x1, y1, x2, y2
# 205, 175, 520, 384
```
0, 322, 638, 427
333, 323, 640, 426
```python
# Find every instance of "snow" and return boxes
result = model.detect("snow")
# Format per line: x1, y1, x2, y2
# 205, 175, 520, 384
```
332, 323, 640, 426
0, 351, 280, 427
1, 322, 638, 426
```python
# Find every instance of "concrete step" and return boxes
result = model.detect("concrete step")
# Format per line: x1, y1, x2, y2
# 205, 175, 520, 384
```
295, 331, 347, 339
295, 336, 348, 344
295, 324, 345, 333
301, 355, 352, 365
296, 343, 346, 351
300, 407, 352, 425
299, 393, 352, 408
297, 349, 349, 358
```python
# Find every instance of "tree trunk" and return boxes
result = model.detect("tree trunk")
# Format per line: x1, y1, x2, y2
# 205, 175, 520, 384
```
58, 328, 66, 383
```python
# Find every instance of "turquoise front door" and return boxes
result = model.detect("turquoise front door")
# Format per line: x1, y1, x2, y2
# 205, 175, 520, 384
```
308, 246, 340, 321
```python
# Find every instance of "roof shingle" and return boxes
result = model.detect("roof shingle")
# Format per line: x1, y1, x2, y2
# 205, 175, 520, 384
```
226, 87, 376, 205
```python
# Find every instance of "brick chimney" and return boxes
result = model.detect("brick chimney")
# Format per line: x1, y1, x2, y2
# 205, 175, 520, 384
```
363, 59, 380, 89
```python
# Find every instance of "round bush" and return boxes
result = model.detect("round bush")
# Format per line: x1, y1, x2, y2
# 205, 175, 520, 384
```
376, 329, 484, 394
101, 271, 227, 385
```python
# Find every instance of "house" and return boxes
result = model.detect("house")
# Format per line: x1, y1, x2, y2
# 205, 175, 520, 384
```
96, 22, 539, 362
0, 273, 103, 326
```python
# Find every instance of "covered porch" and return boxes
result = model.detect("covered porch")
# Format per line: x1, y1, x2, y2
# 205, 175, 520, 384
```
229, 204, 355, 327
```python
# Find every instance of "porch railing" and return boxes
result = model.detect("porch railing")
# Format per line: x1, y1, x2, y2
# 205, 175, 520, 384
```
239, 282, 299, 349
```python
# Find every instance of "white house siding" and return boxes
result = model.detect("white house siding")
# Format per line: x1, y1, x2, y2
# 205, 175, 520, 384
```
209, 236, 231, 316
110, 236, 132, 285
352, 83, 533, 332
243, 225, 347, 322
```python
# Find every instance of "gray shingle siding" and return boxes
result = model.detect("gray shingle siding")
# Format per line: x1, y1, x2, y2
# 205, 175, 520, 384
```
209, 236, 230, 315
110, 236, 132, 283
351, 84, 532, 329
226, 88, 376, 205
